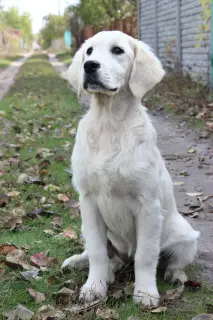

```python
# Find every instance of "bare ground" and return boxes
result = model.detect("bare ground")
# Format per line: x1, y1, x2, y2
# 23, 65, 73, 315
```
50, 54, 213, 283
0, 53, 31, 100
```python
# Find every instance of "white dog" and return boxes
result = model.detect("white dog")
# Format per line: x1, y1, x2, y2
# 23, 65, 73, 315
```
62, 31, 200, 307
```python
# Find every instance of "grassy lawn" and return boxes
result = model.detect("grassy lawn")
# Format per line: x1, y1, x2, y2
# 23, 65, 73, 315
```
56, 51, 72, 67
0, 55, 23, 70
0, 54, 212, 320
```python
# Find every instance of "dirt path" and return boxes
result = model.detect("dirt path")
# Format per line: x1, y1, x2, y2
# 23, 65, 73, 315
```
50, 54, 213, 283
0, 53, 31, 100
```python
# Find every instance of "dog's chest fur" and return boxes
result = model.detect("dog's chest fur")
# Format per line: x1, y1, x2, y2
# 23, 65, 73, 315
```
73, 107, 159, 222
72, 108, 154, 196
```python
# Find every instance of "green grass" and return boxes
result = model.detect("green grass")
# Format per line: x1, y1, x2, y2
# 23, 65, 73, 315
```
56, 51, 72, 66
0, 55, 23, 70
0, 54, 212, 320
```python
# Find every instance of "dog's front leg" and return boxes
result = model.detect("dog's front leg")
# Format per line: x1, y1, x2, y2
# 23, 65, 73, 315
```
134, 199, 162, 308
79, 195, 109, 302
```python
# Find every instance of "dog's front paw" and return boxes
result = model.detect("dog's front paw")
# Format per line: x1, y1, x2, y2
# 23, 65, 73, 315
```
61, 254, 88, 270
133, 285, 160, 308
79, 280, 107, 302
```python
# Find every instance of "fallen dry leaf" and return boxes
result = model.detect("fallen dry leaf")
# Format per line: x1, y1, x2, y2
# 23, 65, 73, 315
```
70, 207, 80, 217
57, 194, 69, 202
173, 181, 184, 187
20, 270, 40, 281
3, 309, 16, 320
30, 252, 49, 267
187, 148, 196, 154
30, 252, 59, 268
28, 288, 45, 303
96, 308, 119, 319
54, 155, 64, 162
6, 249, 32, 270
186, 192, 203, 197
36, 305, 65, 320
207, 122, 213, 131
5, 216, 23, 231
164, 284, 184, 301
151, 306, 167, 313
63, 226, 78, 239
26, 208, 55, 218
0, 194, 10, 207
69, 128, 76, 135
56, 287, 76, 305
0, 244, 17, 255
192, 315, 213, 320
7, 191, 20, 197
65, 199, 80, 217
112, 289, 123, 299
17, 173, 29, 184
62, 141, 71, 148
36, 148, 54, 159
38, 159, 51, 169
4, 305, 34, 320
180, 170, 189, 177
51, 215, 62, 228
64, 299, 105, 315
27, 176, 43, 185
43, 229, 55, 236
44, 184, 60, 192
65, 199, 79, 209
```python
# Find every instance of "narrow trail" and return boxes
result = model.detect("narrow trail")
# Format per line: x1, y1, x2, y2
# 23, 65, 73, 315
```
50, 54, 213, 282
0, 53, 31, 100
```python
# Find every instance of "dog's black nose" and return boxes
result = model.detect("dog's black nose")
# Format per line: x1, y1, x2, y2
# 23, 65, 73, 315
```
84, 60, 100, 74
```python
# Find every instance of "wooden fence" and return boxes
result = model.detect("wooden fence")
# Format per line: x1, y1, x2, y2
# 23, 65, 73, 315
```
84, 14, 137, 41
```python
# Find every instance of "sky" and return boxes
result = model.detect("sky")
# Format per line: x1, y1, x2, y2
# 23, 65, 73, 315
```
2, 0, 79, 34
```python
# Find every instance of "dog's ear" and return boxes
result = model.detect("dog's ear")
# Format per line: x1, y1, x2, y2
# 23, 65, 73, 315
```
67, 44, 85, 97
129, 40, 165, 99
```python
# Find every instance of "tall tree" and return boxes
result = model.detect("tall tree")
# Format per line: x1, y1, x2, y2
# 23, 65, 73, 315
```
39, 14, 66, 49
0, 6, 32, 44
74, 0, 136, 27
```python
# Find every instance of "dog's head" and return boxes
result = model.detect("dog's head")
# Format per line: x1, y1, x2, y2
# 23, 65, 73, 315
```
68, 31, 165, 99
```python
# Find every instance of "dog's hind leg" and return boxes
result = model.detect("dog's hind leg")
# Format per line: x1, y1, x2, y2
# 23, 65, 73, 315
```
164, 239, 198, 284
61, 243, 124, 284
61, 249, 89, 269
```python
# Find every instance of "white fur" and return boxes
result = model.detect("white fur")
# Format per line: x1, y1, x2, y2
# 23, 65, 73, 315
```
62, 31, 200, 307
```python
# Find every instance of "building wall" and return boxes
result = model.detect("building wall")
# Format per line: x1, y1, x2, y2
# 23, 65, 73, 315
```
138, 0, 210, 83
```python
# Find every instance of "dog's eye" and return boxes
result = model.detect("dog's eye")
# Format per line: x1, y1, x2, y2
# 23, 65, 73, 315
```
86, 47, 93, 55
111, 46, 124, 55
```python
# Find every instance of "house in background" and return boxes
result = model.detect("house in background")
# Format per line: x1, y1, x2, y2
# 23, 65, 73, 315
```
137, 0, 211, 85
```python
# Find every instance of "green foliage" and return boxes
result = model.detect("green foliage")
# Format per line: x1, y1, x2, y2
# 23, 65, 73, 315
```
197, 0, 212, 48
0, 55, 22, 69
38, 15, 67, 49
69, 0, 136, 27
0, 6, 32, 45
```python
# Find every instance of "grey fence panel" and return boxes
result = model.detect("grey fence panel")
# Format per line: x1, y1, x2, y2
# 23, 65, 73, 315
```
138, 0, 211, 84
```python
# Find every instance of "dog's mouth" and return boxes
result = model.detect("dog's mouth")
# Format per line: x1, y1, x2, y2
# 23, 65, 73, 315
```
83, 77, 118, 93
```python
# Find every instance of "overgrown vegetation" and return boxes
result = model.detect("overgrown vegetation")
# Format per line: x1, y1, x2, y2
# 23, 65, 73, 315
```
145, 71, 213, 132
56, 51, 72, 66
0, 55, 22, 69
0, 54, 212, 320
